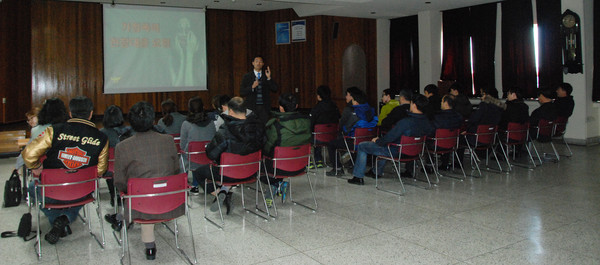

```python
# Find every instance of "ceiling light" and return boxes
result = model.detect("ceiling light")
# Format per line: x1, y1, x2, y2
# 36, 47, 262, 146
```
370, 11, 376, 14
257, 3, 262, 5
425, 1, 431, 4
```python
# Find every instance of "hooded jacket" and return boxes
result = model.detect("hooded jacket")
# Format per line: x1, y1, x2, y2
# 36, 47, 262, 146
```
340, 103, 377, 136
467, 96, 506, 133
499, 98, 529, 129
309, 99, 340, 128
206, 113, 266, 163
264, 111, 311, 157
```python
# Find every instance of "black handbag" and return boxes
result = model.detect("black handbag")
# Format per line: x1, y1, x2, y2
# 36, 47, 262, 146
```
3, 169, 22, 207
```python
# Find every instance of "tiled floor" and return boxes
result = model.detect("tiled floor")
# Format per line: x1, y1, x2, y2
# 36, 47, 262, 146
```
1, 143, 599, 264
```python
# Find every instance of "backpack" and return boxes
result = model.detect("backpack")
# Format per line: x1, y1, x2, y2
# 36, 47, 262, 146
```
3, 169, 21, 207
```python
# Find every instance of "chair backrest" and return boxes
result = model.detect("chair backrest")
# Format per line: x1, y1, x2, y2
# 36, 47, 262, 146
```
434, 128, 459, 149
40, 166, 98, 201
187, 141, 211, 165
313, 123, 338, 143
537, 119, 554, 138
170, 133, 182, 154
272, 144, 311, 172
352, 127, 377, 146
553, 116, 568, 137
107, 147, 115, 173
505, 122, 529, 143
126, 173, 187, 217
218, 151, 261, 180
399, 136, 425, 157
475, 124, 497, 145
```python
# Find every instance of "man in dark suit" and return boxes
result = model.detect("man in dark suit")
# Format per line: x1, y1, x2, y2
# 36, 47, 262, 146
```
240, 56, 278, 123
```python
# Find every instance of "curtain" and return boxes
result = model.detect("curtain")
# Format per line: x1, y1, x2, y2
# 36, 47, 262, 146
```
502, 0, 537, 98
470, 3, 497, 96
593, 0, 600, 101
390, 15, 420, 94
440, 7, 472, 95
536, 0, 563, 90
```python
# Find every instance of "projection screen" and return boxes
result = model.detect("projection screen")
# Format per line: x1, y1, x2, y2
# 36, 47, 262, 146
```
103, 4, 207, 93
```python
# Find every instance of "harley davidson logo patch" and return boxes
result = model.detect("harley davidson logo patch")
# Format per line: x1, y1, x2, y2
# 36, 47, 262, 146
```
58, 147, 91, 169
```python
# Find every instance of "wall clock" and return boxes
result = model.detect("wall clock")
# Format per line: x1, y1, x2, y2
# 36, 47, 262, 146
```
561, 9, 583, 74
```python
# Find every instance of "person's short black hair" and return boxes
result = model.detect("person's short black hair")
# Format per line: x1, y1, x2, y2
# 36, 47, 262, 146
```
538, 88, 556, 99
38, 97, 68, 125
482, 86, 499, 99
219, 95, 232, 108
383, 88, 396, 97
352, 91, 367, 104
346, 86, 362, 98
102, 105, 124, 128
253, 55, 264, 61
424, 84, 438, 95
449, 82, 464, 93
398, 89, 413, 101
559, 82, 573, 95
442, 95, 454, 108
228, 97, 246, 114
279, 93, 298, 112
317, 85, 331, 100
128, 101, 155, 132
507, 87, 523, 99
69, 96, 94, 119
411, 94, 429, 113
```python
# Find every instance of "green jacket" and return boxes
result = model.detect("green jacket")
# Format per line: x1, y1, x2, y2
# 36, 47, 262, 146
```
377, 99, 400, 126
264, 111, 311, 157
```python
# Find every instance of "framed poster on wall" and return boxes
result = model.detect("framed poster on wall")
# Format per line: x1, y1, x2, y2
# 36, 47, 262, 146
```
291, 20, 306, 42
275, 22, 290, 45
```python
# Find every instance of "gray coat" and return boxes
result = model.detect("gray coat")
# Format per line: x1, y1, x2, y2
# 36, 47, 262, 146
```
114, 131, 183, 221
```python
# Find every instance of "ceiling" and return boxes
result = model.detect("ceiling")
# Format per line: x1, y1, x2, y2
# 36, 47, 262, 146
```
59, 0, 500, 19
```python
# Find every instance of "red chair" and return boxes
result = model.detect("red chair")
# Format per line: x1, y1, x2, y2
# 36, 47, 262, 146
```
426, 128, 466, 181
530, 119, 559, 163
184, 141, 211, 172
553, 116, 573, 157
206, 151, 267, 229
120, 173, 196, 265
463, 124, 503, 176
497, 122, 537, 170
374, 135, 430, 195
262, 144, 316, 217
34, 166, 105, 258
312, 123, 338, 170
169, 134, 186, 171
336, 127, 377, 167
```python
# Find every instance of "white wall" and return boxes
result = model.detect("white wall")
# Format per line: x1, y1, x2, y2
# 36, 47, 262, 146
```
417, 10, 442, 92
376, 19, 390, 104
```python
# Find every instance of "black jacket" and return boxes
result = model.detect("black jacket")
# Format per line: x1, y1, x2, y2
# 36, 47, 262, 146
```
467, 96, 506, 133
554, 96, 574, 118
453, 94, 473, 119
432, 110, 463, 131
206, 114, 266, 163
380, 103, 410, 132
499, 99, 529, 129
309, 99, 340, 128
425, 94, 442, 119
530, 102, 557, 127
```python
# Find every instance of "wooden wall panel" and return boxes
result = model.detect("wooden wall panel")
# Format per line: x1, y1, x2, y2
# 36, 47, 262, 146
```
22, 2, 376, 119
0, 0, 31, 123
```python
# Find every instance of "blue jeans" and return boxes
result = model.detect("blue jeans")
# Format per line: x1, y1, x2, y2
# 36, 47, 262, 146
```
352, 142, 398, 178
28, 181, 84, 225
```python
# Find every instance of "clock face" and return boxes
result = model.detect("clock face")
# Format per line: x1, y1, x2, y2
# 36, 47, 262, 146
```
562, 14, 576, 28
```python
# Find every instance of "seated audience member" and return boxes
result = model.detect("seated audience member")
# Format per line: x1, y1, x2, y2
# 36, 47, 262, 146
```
14, 107, 42, 171
380, 89, 412, 133
499, 87, 529, 130
107, 101, 180, 261
263, 93, 311, 205
157, 99, 186, 134
448, 82, 473, 119
326, 87, 377, 176
180, 97, 217, 193
554, 82, 574, 118
208, 94, 223, 121
530, 88, 557, 140
23, 96, 109, 245
100, 105, 132, 206
214, 95, 254, 130
377, 88, 400, 126
309, 85, 340, 168
193, 97, 265, 215
424, 84, 441, 119
348, 94, 434, 184
431, 95, 464, 170
466, 86, 506, 133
